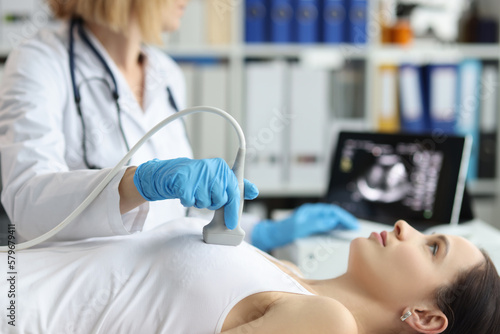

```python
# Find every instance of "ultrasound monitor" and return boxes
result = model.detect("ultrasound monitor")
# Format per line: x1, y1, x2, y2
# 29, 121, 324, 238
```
324, 131, 472, 230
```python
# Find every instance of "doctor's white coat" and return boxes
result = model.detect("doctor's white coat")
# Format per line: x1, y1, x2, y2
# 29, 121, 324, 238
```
0, 22, 193, 242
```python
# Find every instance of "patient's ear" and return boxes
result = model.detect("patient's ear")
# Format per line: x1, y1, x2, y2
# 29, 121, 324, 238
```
404, 307, 448, 334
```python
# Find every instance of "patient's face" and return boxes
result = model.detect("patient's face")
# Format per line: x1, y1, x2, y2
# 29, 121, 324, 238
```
347, 220, 484, 306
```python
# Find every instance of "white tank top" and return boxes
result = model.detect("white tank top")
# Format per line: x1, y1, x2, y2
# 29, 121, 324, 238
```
157, 224, 314, 333
0, 218, 313, 334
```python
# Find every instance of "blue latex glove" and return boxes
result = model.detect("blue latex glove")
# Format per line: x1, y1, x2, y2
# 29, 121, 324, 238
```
251, 203, 359, 251
133, 158, 259, 229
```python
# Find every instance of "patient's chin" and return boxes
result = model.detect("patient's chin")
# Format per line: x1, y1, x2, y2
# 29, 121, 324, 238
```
349, 236, 375, 255
346, 238, 376, 275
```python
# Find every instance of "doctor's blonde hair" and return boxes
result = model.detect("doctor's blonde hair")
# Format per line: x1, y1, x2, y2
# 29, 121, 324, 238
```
46, 0, 165, 44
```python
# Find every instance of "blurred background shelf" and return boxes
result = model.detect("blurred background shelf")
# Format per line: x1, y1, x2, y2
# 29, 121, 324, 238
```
242, 44, 370, 59
372, 44, 500, 62
160, 45, 235, 58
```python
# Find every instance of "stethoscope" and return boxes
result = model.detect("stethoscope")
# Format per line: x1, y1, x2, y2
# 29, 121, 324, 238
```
68, 17, 179, 169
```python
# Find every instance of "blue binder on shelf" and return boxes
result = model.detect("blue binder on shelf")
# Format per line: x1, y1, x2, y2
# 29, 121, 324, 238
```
270, 0, 294, 43
456, 59, 483, 181
398, 63, 428, 133
245, 0, 269, 43
346, 0, 367, 44
421, 64, 459, 135
294, 0, 320, 43
322, 0, 346, 43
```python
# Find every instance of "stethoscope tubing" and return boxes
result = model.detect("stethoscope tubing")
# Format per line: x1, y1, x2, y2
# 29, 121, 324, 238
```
68, 17, 180, 169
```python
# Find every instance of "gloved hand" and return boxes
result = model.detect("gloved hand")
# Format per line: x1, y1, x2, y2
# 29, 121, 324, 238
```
133, 157, 259, 229
251, 203, 359, 251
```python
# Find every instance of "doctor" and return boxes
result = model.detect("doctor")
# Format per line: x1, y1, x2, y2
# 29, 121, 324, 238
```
0, 0, 357, 250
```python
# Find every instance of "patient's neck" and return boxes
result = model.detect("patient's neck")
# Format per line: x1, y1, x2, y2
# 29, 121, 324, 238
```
304, 274, 397, 334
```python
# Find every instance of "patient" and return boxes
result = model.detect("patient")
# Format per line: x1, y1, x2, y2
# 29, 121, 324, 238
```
1, 219, 498, 333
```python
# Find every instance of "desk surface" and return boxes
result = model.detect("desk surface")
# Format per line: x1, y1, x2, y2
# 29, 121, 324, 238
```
272, 219, 500, 279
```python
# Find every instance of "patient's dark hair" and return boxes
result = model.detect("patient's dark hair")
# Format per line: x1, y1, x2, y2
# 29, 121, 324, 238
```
435, 250, 500, 334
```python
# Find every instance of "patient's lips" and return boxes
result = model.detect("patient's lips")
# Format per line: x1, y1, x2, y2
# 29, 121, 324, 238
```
370, 232, 385, 247
380, 231, 387, 246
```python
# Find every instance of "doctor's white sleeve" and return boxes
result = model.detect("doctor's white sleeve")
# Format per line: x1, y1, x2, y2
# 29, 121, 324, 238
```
0, 39, 132, 242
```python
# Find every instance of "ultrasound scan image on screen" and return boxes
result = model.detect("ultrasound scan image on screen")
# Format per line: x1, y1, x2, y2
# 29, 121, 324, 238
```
325, 132, 470, 228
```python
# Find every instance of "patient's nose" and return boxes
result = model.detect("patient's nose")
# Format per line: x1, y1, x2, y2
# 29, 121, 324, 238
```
393, 220, 418, 241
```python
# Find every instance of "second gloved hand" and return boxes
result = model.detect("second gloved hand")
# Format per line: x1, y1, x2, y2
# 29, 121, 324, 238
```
251, 203, 359, 251
133, 158, 259, 229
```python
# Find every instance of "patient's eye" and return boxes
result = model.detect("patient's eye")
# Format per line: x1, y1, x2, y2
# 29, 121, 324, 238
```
428, 243, 439, 256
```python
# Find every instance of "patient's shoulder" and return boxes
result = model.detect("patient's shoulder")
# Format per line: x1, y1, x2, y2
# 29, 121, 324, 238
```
310, 296, 358, 333
222, 294, 357, 334
274, 295, 357, 333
